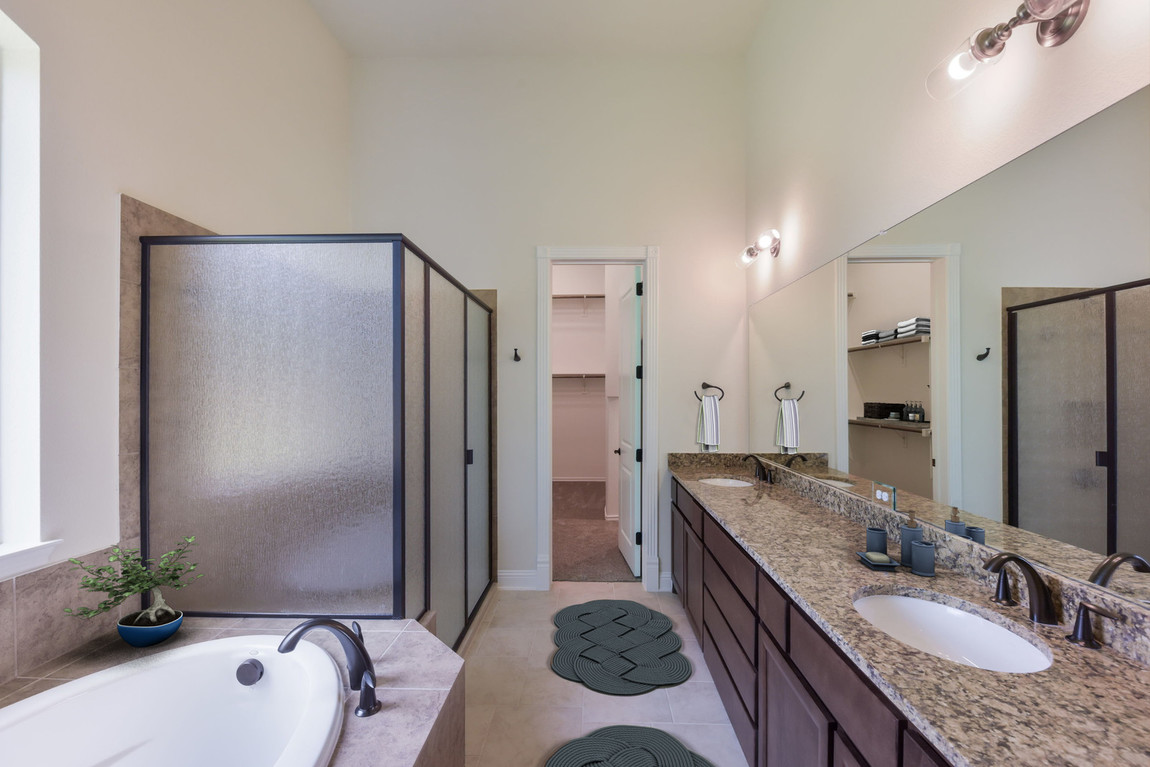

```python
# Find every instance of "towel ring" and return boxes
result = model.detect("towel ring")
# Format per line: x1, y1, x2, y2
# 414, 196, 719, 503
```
774, 382, 805, 402
694, 382, 725, 401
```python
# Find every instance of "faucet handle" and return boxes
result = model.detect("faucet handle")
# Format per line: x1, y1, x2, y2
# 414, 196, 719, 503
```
352, 620, 365, 643
1067, 601, 1123, 649
355, 669, 382, 717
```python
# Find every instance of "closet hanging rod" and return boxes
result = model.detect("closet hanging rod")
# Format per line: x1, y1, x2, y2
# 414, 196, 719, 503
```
553, 373, 606, 378
552, 293, 606, 300
774, 382, 805, 401
694, 382, 725, 401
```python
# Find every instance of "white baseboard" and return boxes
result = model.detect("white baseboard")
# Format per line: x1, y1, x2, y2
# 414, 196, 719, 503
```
603, 513, 619, 521
552, 477, 608, 483
659, 570, 673, 593
497, 570, 542, 590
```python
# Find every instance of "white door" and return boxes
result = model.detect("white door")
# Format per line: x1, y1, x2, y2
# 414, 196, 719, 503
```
617, 269, 642, 576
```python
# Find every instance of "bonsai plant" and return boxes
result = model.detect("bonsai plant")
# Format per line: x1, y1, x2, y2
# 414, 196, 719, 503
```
66, 536, 203, 646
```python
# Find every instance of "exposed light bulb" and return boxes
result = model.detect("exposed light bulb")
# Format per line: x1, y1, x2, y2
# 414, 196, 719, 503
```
755, 229, 781, 252
738, 247, 759, 268
926, 31, 1005, 100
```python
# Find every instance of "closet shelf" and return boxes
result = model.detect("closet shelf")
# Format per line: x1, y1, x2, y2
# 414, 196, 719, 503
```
553, 373, 606, 378
848, 335, 930, 353
849, 418, 931, 435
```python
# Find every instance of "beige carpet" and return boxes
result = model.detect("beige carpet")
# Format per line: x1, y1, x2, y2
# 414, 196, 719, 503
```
552, 482, 638, 582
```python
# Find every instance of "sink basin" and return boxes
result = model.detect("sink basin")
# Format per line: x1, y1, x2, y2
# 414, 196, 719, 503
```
853, 594, 1051, 673
698, 477, 754, 487
820, 479, 855, 489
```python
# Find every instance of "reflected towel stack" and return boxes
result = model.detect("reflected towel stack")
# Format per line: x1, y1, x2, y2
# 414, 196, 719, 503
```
896, 316, 931, 338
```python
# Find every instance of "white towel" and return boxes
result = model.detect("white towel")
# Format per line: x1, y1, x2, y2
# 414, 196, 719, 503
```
697, 394, 720, 452
897, 316, 930, 327
775, 398, 800, 454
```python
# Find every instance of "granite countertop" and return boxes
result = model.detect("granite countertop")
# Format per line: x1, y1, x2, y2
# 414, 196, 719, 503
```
670, 464, 1150, 767
761, 457, 1150, 602
0, 616, 463, 766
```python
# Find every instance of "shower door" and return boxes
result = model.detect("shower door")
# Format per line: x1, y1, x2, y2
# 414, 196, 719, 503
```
143, 237, 401, 617
1009, 278, 1150, 555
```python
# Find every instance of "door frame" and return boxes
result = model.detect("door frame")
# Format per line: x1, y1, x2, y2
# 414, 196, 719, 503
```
536, 246, 660, 592
836, 243, 963, 507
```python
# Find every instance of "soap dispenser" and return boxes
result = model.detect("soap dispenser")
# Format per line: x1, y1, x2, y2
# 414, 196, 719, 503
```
900, 510, 923, 565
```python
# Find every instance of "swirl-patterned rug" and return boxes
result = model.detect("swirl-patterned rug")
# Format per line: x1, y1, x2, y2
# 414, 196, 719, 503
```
547, 725, 716, 767
550, 599, 692, 695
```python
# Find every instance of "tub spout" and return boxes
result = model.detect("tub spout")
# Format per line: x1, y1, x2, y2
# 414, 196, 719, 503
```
279, 618, 381, 717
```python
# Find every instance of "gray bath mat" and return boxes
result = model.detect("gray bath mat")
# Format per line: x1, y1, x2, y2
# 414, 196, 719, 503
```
547, 725, 716, 767
550, 600, 691, 695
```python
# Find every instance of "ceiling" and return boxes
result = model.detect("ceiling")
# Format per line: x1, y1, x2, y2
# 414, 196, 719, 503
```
307, 0, 770, 57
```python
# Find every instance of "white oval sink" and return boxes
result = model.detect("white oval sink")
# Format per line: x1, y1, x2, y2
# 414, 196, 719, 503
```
820, 479, 855, 489
698, 477, 754, 487
853, 594, 1051, 673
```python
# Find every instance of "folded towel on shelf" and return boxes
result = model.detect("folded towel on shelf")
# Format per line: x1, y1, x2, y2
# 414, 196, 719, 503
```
860, 339, 878, 345
897, 317, 931, 327
697, 394, 720, 453
877, 330, 897, 340
896, 327, 931, 338
775, 397, 800, 454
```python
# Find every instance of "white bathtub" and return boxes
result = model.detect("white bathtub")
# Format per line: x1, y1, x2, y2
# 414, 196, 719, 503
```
0, 635, 344, 767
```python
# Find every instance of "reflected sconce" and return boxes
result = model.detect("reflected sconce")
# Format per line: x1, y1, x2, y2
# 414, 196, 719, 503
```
739, 229, 781, 267
926, 0, 1089, 100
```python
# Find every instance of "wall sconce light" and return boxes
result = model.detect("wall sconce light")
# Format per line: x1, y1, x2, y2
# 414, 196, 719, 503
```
739, 229, 781, 267
926, 0, 1089, 100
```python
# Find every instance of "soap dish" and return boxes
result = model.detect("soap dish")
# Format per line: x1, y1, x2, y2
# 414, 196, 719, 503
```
856, 552, 901, 571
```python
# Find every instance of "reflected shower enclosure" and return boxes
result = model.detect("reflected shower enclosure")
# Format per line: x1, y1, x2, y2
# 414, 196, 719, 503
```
141, 235, 492, 648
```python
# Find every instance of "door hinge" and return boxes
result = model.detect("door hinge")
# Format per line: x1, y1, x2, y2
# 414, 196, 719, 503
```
1095, 451, 1109, 467
465, 449, 474, 465
635, 531, 642, 546
931, 458, 936, 467
635, 364, 643, 379
636, 281, 643, 296
636, 448, 643, 463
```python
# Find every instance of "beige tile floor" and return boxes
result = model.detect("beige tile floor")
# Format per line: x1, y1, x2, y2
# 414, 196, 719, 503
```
461, 581, 748, 767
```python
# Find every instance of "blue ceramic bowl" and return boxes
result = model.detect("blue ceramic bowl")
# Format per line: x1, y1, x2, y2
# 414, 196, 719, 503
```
117, 611, 183, 647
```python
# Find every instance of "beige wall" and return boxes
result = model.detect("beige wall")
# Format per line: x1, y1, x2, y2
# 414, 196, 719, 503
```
0, 0, 352, 563
877, 87, 1150, 521
349, 55, 749, 580
744, 0, 1150, 306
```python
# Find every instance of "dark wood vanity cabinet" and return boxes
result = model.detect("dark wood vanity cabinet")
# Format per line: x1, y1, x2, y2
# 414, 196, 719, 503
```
669, 480, 954, 767
671, 483, 704, 639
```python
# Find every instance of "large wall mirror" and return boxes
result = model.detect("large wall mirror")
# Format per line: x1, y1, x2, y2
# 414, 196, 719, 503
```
749, 86, 1150, 600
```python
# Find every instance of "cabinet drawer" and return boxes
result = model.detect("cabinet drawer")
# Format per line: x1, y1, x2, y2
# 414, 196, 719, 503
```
757, 570, 788, 650
704, 550, 756, 662
789, 609, 901, 767
703, 622, 756, 766
702, 513, 756, 602
673, 481, 704, 532
702, 588, 755, 715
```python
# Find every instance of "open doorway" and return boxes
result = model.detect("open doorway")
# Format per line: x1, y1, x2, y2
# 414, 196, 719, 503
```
550, 264, 641, 582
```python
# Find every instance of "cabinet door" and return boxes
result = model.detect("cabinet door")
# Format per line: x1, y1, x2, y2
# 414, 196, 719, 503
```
672, 506, 685, 598
903, 729, 951, 767
684, 522, 704, 641
833, 732, 868, 767
760, 626, 832, 767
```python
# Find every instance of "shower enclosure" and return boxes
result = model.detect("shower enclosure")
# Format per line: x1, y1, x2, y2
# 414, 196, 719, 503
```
1008, 277, 1150, 556
141, 235, 492, 649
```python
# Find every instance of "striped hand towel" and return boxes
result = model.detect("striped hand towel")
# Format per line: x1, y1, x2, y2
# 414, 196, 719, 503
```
697, 394, 721, 452
775, 398, 800, 454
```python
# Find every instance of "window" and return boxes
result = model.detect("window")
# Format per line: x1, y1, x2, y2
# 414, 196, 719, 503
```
0, 11, 52, 579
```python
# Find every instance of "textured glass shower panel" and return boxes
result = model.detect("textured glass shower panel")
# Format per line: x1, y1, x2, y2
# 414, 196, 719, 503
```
428, 271, 467, 647
465, 298, 491, 616
146, 241, 395, 615
1116, 285, 1150, 554
1015, 296, 1107, 553
404, 250, 427, 619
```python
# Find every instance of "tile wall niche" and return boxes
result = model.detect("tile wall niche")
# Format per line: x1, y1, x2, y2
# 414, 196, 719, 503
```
0, 197, 213, 688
